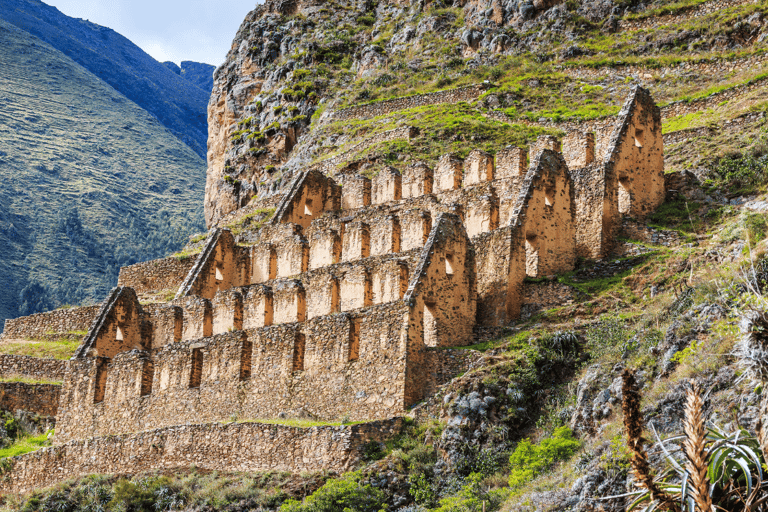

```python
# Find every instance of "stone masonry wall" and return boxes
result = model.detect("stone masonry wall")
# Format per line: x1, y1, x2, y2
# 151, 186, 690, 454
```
1, 306, 100, 341
0, 383, 59, 417
327, 85, 485, 121
57, 302, 411, 442
620, 218, 684, 247
0, 355, 67, 381
2, 418, 404, 495
618, 0, 750, 31
117, 257, 197, 296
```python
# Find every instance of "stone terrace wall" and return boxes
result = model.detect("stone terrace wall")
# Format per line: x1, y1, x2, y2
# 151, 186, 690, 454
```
1, 418, 403, 495
620, 218, 684, 247
118, 257, 197, 295
0, 383, 59, 417
312, 126, 417, 174
521, 280, 583, 318
328, 85, 485, 121
0, 355, 67, 381
563, 52, 768, 80
0, 306, 100, 341
618, 0, 751, 31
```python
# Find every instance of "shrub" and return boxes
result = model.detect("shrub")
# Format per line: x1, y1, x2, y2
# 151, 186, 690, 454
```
279, 473, 385, 512
507, 427, 581, 488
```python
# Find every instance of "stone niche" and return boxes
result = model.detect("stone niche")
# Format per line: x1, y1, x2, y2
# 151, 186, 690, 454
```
465, 191, 500, 238
341, 175, 372, 210
273, 280, 306, 324
308, 226, 341, 270
462, 150, 494, 187
307, 273, 341, 319
276, 235, 309, 278
370, 215, 401, 257
243, 285, 274, 329
402, 163, 433, 199
342, 221, 371, 261
562, 131, 595, 169
434, 153, 463, 193
400, 210, 432, 251
212, 289, 244, 335
341, 267, 372, 311
372, 167, 402, 205
372, 260, 409, 304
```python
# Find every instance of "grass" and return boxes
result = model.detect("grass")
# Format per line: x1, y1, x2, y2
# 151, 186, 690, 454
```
0, 376, 62, 385
0, 339, 81, 360
239, 418, 367, 428
0, 430, 53, 459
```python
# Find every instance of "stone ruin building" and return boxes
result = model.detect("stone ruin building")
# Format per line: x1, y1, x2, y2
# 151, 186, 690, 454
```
0, 86, 663, 490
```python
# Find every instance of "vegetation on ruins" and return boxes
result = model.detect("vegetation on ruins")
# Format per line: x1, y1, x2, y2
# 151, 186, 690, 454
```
10, 0, 768, 507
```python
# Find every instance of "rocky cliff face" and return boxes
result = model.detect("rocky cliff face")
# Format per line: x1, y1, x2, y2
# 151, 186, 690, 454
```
204, 0, 583, 226
204, 0, 767, 227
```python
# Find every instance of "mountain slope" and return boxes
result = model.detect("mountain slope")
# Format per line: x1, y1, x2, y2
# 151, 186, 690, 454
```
0, 18, 205, 329
0, 0, 211, 158
164, 61, 216, 94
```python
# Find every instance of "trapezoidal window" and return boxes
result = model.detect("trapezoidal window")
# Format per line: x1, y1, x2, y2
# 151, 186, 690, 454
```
304, 198, 314, 216
269, 247, 278, 280
293, 333, 306, 372
525, 235, 539, 278
115, 326, 124, 341
93, 359, 110, 404
240, 336, 252, 381
445, 253, 455, 276
140, 359, 154, 397
348, 319, 361, 361
634, 128, 644, 148
618, 177, 631, 215
189, 348, 203, 388
331, 278, 341, 313
424, 301, 438, 348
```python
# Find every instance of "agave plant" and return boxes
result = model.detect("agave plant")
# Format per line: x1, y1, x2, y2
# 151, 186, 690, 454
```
617, 370, 768, 512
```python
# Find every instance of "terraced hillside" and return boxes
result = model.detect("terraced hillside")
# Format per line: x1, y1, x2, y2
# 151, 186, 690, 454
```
0, 19, 205, 329
203, 0, 768, 228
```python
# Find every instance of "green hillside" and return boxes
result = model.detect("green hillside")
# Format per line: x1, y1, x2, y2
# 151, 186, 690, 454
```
0, 19, 205, 328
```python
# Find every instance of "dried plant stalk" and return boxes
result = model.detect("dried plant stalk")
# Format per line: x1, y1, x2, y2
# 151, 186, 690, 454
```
622, 369, 680, 512
683, 380, 713, 512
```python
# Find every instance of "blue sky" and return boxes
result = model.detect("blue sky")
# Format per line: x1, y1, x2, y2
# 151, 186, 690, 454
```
44, 0, 262, 66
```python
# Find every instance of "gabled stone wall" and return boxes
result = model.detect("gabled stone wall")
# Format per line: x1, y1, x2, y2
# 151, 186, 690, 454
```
42, 87, 667, 452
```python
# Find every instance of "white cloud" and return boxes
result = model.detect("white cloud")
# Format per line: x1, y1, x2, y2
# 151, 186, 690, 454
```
43, 0, 261, 65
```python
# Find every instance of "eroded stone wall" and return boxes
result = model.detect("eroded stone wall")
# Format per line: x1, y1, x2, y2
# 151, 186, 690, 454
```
0, 383, 59, 417
117, 257, 197, 296
328, 85, 485, 121
1, 306, 100, 341
57, 302, 412, 442
3, 418, 403, 495
0, 355, 67, 381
